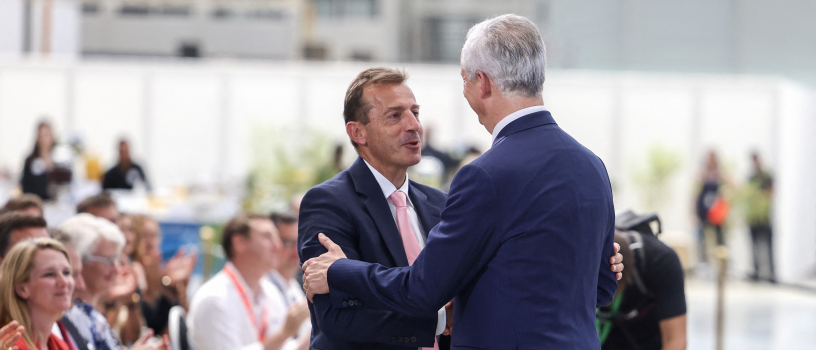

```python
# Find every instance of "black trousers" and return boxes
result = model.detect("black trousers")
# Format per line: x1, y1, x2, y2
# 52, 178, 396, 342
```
750, 224, 776, 281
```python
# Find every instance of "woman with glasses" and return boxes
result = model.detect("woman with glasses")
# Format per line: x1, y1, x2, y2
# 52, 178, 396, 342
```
58, 214, 169, 350
0, 238, 75, 350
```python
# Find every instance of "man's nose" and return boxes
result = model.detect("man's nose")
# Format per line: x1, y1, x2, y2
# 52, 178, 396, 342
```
404, 111, 420, 131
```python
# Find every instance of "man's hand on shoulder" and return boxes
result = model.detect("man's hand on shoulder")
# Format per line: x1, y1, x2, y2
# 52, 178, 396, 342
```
302, 233, 347, 301
611, 242, 624, 280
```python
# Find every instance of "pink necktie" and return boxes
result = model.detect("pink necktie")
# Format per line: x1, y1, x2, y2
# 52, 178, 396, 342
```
389, 190, 439, 350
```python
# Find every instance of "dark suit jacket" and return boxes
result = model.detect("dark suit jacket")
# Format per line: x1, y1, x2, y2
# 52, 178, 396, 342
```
327, 111, 618, 349
298, 157, 448, 349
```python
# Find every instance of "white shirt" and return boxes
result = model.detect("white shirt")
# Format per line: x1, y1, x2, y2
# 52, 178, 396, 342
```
188, 263, 298, 350
268, 270, 312, 339
491, 105, 548, 144
363, 160, 447, 337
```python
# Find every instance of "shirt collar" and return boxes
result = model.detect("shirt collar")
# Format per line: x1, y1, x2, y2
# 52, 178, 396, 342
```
363, 159, 411, 203
491, 105, 548, 144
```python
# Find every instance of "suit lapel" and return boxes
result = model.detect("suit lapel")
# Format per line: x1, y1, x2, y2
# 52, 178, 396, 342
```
409, 182, 441, 239
349, 157, 410, 267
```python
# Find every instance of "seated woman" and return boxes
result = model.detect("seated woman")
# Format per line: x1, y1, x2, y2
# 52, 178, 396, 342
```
0, 238, 75, 350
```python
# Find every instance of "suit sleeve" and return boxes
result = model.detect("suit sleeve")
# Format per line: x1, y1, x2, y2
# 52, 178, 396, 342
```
596, 207, 618, 307
297, 186, 438, 346
327, 164, 501, 316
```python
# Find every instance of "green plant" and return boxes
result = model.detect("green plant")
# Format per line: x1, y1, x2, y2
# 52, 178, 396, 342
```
632, 145, 682, 212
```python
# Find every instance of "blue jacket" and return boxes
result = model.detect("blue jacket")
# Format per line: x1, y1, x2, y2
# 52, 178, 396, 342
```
327, 111, 618, 349
299, 157, 448, 349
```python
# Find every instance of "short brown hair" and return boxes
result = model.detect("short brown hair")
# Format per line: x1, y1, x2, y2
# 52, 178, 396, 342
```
0, 213, 47, 258
0, 195, 43, 216
222, 214, 269, 260
343, 68, 408, 147
76, 192, 116, 214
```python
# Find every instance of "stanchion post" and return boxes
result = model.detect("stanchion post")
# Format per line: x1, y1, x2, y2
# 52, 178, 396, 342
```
715, 245, 729, 350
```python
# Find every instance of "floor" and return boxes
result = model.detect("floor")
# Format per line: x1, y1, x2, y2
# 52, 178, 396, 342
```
686, 278, 816, 350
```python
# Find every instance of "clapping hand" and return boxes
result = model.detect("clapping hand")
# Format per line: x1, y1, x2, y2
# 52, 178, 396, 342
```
165, 246, 197, 286
302, 233, 347, 302
0, 321, 24, 350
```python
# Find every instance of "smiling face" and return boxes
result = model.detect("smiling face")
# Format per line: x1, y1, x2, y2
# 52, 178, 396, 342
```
81, 239, 119, 298
352, 83, 423, 174
16, 248, 75, 317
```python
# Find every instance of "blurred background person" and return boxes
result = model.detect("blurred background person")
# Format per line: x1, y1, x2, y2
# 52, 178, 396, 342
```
0, 212, 49, 265
103, 139, 151, 192
746, 152, 776, 283
76, 193, 120, 223
694, 150, 728, 265
187, 214, 309, 350
0, 194, 44, 217
268, 212, 310, 346
20, 121, 58, 201
130, 214, 195, 335
597, 211, 687, 350
0, 238, 75, 350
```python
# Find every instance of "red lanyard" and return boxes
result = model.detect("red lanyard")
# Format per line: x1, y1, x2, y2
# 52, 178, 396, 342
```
223, 264, 269, 341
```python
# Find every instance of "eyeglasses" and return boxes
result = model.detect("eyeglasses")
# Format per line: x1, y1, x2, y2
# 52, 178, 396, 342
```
84, 254, 118, 268
281, 239, 297, 249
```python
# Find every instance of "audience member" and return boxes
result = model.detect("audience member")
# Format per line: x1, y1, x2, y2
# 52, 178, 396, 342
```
108, 214, 145, 345
21, 122, 57, 200
0, 212, 49, 264
187, 214, 309, 350
130, 215, 194, 335
0, 194, 44, 217
76, 193, 120, 223
102, 140, 151, 191
746, 152, 775, 283
0, 238, 75, 349
59, 214, 169, 350
269, 212, 310, 348
48, 228, 87, 349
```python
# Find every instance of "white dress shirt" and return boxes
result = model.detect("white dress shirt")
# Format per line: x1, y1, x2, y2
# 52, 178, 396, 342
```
187, 262, 298, 350
491, 105, 548, 144
363, 160, 447, 337
268, 270, 312, 339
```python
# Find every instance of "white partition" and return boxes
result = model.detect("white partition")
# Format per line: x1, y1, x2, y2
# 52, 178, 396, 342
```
0, 59, 813, 281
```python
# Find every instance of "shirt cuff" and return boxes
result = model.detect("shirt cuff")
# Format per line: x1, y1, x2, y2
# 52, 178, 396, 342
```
435, 307, 446, 335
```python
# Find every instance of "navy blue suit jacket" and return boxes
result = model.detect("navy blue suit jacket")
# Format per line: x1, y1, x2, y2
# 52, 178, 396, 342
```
298, 157, 448, 349
327, 111, 618, 349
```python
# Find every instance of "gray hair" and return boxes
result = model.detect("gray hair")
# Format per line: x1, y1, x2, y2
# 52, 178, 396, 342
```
57, 213, 125, 257
460, 14, 547, 97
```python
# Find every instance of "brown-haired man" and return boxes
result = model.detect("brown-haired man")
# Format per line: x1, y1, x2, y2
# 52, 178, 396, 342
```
0, 194, 44, 217
0, 212, 48, 262
76, 192, 119, 222
187, 214, 310, 350
298, 67, 625, 349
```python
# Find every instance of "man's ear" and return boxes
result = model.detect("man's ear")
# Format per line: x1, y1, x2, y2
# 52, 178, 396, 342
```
346, 121, 368, 146
15, 282, 30, 300
477, 71, 493, 99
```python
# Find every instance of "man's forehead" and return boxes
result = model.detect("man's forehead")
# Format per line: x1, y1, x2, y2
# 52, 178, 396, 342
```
363, 82, 416, 104
12, 226, 48, 238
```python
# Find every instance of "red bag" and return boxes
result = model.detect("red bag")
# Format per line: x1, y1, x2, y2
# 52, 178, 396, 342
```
707, 197, 730, 226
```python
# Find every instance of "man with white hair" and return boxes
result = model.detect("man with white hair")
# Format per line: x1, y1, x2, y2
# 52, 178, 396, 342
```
303, 14, 619, 349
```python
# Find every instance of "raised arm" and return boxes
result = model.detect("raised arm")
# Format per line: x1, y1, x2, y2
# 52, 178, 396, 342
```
311, 164, 502, 317
297, 186, 439, 346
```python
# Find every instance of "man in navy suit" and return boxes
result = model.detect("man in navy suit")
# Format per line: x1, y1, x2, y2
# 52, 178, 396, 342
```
302, 14, 619, 349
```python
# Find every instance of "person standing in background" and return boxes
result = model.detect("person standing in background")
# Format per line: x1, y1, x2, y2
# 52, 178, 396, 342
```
21, 121, 58, 200
746, 152, 775, 283
103, 139, 151, 192
695, 150, 726, 264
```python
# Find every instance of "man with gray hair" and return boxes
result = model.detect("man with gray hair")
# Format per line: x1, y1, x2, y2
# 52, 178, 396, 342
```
303, 14, 618, 348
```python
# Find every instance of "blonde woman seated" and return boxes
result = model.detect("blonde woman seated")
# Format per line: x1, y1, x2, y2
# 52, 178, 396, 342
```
0, 238, 75, 350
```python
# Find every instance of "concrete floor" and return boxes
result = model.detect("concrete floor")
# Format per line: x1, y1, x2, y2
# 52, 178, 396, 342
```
686, 279, 816, 350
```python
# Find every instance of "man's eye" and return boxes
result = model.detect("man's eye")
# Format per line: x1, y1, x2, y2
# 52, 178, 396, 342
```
390, 113, 399, 118
413, 111, 419, 117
